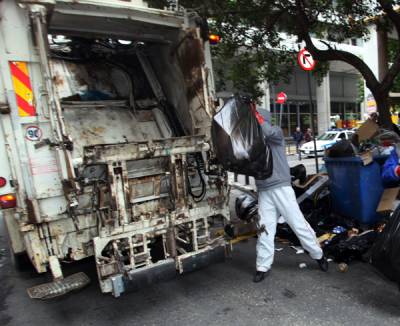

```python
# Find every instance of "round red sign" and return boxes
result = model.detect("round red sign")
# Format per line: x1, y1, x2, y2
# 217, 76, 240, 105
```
298, 49, 316, 71
276, 92, 287, 104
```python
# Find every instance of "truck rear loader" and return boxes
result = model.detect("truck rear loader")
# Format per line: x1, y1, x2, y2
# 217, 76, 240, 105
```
0, 0, 230, 298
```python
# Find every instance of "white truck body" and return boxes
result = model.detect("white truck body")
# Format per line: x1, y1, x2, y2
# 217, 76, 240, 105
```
0, 0, 230, 297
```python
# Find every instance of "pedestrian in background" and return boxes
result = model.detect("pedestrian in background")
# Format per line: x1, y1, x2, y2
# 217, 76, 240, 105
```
292, 127, 303, 160
304, 128, 312, 143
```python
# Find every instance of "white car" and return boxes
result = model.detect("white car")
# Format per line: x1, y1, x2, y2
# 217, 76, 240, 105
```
300, 130, 354, 157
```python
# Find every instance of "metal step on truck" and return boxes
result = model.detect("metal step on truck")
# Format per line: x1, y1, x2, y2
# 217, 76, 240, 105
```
0, 0, 230, 298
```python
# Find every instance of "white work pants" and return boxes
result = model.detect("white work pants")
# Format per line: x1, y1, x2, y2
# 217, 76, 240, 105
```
256, 186, 323, 272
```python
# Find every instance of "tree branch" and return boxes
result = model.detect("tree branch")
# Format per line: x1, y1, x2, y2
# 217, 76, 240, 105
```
377, 0, 400, 38
295, 0, 380, 92
381, 51, 400, 92
263, 8, 288, 32
377, 0, 400, 92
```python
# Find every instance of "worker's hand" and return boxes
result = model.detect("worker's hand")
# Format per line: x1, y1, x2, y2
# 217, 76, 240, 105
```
250, 102, 265, 125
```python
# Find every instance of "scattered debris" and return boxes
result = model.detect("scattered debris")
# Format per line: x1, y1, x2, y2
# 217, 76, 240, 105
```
356, 119, 379, 142
376, 187, 400, 213
338, 262, 349, 273
299, 263, 307, 269
324, 230, 377, 263
332, 226, 347, 234
290, 246, 305, 254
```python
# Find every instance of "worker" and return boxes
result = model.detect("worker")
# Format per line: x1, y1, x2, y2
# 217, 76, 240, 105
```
304, 128, 312, 143
251, 106, 328, 283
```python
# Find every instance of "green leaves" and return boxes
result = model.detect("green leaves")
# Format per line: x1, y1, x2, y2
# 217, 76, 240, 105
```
194, 0, 378, 99
148, 0, 397, 105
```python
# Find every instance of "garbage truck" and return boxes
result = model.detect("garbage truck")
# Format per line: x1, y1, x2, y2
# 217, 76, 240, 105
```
0, 0, 230, 298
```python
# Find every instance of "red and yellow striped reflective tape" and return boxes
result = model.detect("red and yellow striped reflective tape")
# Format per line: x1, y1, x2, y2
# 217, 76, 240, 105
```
9, 61, 36, 117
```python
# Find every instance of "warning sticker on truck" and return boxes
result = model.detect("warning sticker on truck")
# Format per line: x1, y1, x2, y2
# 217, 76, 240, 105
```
29, 156, 59, 176
9, 61, 36, 117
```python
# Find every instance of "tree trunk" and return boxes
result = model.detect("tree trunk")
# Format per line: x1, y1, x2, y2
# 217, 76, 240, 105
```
374, 92, 392, 129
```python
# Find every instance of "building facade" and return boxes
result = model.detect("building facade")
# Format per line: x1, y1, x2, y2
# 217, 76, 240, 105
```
266, 67, 361, 136
216, 25, 391, 137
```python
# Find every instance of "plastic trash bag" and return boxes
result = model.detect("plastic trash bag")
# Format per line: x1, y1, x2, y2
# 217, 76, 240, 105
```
371, 206, 400, 284
326, 140, 357, 158
212, 96, 273, 179
324, 230, 377, 263
290, 164, 307, 184
235, 194, 258, 222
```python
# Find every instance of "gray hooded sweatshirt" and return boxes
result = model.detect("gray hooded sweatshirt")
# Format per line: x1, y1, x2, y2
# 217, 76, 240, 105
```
255, 109, 291, 191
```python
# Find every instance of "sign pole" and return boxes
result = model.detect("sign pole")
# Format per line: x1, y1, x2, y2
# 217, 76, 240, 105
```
298, 48, 318, 174
272, 85, 277, 124
276, 92, 287, 128
306, 72, 319, 173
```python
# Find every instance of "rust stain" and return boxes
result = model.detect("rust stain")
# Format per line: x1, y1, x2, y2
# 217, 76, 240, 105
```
53, 73, 64, 86
177, 30, 205, 101
81, 126, 106, 138
26, 198, 39, 224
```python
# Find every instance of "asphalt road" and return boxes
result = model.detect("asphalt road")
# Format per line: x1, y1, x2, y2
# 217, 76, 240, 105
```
1, 206, 400, 326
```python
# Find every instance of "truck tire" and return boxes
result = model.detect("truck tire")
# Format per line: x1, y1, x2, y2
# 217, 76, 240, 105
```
10, 251, 33, 272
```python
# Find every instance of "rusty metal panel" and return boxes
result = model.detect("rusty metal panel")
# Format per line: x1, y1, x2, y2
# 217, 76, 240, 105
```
84, 136, 210, 164
63, 106, 163, 159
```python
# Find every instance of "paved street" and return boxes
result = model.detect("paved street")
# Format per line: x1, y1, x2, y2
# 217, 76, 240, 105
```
1, 196, 400, 326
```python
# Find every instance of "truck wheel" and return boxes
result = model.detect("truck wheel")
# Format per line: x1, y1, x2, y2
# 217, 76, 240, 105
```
11, 251, 33, 272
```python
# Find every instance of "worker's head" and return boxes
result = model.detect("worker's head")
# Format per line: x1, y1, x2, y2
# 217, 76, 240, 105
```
296, 127, 301, 132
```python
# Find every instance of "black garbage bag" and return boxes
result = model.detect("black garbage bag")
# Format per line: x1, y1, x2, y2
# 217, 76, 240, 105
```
326, 140, 357, 158
371, 206, 400, 284
324, 230, 377, 263
235, 194, 258, 222
212, 96, 273, 179
290, 164, 307, 184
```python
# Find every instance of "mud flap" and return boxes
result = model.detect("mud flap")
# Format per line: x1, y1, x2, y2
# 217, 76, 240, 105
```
111, 258, 177, 297
27, 272, 90, 299
178, 246, 226, 274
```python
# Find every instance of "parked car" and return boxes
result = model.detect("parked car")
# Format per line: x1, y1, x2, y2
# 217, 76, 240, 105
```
300, 130, 354, 157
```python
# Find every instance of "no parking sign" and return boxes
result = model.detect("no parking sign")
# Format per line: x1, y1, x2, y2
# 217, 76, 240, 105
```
298, 49, 316, 71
